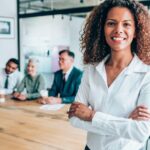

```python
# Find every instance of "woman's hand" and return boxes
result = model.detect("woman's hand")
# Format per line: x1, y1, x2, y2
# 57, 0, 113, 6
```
129, 105, 150, 121
68, 102, 95, 121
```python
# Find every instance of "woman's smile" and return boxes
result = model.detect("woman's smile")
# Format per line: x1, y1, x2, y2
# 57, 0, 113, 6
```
104, 7, 136, 52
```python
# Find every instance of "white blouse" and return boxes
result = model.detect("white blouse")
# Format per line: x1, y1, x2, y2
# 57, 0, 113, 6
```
70, 54, 150, 150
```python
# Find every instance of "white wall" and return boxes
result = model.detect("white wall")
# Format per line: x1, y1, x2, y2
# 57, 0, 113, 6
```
70, 16, 85, 69
0, 0, 18, 68
20, 15, 84, 71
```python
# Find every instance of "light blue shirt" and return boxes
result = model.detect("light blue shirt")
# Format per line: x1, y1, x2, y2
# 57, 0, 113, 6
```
70, 54, 150, 150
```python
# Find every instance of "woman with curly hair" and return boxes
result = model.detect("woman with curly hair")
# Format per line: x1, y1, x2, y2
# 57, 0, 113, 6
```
68, 0, 150, 150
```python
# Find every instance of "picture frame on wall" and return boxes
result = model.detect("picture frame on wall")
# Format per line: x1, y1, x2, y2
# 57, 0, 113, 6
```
0, 17, 14, 38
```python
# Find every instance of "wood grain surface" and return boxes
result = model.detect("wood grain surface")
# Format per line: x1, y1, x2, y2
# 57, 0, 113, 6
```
0, 97, 86, 150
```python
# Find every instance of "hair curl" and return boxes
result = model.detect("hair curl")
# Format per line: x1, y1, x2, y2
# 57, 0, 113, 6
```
81, 0, 150, 65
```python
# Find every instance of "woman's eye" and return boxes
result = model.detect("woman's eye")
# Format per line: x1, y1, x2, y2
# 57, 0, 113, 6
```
107, 22, 115, 26
124, 23, 131, 27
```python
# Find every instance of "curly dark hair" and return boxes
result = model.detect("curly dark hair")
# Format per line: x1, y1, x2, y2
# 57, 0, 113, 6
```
81, 0, 150, 64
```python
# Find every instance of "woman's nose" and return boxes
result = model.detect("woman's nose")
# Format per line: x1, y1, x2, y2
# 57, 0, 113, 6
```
114, 24, 123, 34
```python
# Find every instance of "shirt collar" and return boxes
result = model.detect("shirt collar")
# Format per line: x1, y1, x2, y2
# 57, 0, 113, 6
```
96, 54, 149, 75
96, 55, 109, 75
3, 68, 17, 77
125, 54, 149, 74
63, 65, 73, 76
63, 65, 74, 81
28, 74, 39, 80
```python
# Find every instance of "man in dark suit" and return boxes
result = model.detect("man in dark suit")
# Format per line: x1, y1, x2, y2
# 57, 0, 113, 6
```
39, 49, 82, 104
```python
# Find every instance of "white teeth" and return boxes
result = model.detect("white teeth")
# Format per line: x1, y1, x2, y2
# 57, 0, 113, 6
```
112, 37, 124, 40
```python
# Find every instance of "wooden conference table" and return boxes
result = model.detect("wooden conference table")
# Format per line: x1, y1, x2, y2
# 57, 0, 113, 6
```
0, 97, 86, 150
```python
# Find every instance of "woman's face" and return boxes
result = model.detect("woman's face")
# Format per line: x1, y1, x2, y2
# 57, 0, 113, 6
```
104, 7, 136, 53
27, 61, 37, 76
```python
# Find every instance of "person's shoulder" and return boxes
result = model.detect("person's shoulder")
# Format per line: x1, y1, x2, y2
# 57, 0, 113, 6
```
13, 70, 21, 74
142, 64, 150, 75
73, 67, 82, 75
54, 70, 62, 77
24, 74, 30, 79
0, 68, 4, 71
142, 63, 150, 72
0, 68, 4, 74
83, 63, 98, 72
54, 69, 62, 74
135, 56, 150, 73
37, 73, 44, 79
12, 70, 23, 77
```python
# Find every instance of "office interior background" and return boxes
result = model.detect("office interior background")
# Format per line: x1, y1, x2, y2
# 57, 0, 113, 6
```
0, 0, 150, 88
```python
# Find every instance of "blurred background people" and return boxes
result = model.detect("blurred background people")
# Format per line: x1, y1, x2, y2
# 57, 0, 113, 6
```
38, 49, 82, 104
13, 58, 46, 100
0, 58, 22, 94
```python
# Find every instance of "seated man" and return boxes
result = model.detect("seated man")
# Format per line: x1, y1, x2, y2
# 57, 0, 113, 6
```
0, 58, 23, 94
39, 49, 82, 104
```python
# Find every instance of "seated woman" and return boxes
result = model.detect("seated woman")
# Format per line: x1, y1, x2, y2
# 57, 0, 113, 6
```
13, 58, 45, 100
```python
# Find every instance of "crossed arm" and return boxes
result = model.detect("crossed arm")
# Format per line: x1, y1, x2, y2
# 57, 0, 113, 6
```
68, 102, 150, 144
68, 70, 150, 143
68, 103, 150, 121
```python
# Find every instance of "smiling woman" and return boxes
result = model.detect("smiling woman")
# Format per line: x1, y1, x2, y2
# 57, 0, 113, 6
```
68, 0, 150, 150
104, 7, 136, 52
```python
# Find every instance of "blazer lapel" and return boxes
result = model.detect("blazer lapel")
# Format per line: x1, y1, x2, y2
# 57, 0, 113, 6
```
63, 67, 75, 91
60, 71, 65, 91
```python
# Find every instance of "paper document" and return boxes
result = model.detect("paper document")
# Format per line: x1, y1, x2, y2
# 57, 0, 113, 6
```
40, 104, 65, 111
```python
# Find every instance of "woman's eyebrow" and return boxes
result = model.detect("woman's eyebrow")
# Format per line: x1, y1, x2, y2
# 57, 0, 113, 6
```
106, 19, 132, 22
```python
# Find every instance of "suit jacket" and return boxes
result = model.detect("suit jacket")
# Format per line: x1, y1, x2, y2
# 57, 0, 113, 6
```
49, 67, 82, 103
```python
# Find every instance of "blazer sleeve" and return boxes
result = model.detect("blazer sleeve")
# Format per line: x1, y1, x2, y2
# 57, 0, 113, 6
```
48, 73, 59, 97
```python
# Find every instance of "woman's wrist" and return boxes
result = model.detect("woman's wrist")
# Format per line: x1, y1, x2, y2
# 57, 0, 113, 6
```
88, 110, 96, 121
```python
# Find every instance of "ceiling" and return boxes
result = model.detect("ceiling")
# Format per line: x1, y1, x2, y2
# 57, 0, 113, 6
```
19, 0, 150, 18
